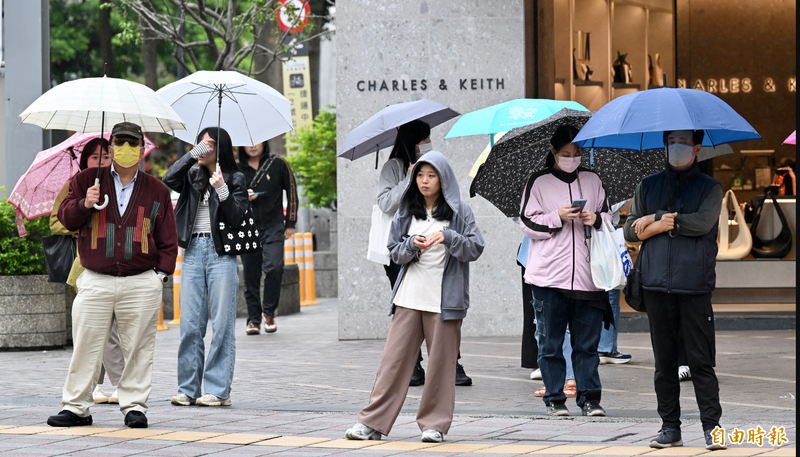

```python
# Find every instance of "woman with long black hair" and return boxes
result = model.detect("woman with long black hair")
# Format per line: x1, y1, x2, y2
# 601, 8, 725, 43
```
163, 127, 249, 407
346, 151, 484, 443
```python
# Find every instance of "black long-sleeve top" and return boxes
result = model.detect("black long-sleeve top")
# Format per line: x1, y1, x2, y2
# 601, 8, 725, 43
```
240, 155, 298, 239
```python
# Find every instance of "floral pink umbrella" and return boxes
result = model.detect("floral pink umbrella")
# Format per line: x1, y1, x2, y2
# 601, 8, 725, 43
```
8, 132, 156, 236
784, 130, 796, 145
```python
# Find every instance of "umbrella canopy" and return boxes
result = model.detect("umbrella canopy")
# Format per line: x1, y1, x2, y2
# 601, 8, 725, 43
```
19, 76, 185, 133
573, 88, 760, 150
784, 131, 796, 145
8, 132, 156, 235
337, 99, 459, 161
468, 131, 508, 178
157, 71, 292, 146
470, 109, 664, 217
445, 99, 588, 141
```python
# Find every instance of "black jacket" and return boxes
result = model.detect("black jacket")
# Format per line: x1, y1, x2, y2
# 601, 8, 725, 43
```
240, 154, 298, 238
162, 153, 250, 256
624, 164, 722, 294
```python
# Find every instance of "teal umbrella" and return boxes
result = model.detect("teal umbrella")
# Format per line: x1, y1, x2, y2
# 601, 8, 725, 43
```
445, 98, 588, 146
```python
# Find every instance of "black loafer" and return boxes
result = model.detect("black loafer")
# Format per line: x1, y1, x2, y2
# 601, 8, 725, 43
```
124, 410, 148, 428
47, 410, 92, 427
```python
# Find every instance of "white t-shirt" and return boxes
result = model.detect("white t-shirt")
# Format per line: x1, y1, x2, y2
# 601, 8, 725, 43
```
394, 208, 449, 313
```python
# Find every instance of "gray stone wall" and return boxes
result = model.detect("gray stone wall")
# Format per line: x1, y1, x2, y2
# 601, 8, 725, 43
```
0, 275, 66, 349
337, 1, 526, 339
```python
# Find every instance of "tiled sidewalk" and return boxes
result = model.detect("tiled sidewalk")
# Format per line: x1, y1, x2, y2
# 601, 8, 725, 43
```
0, 299, 795, 456
0, 406, 795, 456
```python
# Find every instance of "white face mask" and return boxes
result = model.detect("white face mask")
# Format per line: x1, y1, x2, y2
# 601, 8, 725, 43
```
668, 143, 695, 168
418, 142, 433, 155
557, 156, 581, 174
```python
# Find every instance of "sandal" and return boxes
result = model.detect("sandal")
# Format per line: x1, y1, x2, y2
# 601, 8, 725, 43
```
564, 379, 577, 398
534, 385, 546, 397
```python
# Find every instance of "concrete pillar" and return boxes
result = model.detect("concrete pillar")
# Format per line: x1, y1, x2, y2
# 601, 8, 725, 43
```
2, 0, 50, 190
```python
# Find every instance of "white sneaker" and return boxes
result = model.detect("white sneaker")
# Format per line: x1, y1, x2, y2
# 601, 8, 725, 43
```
678, 366, 692, 382
108, 389, 119, 404
421, 429, 444, 443
195, 393, 231, 406
345, 423, 381, 440
530, 368, 542, 380
93, 385, 109, 404
171, 392, 196, 406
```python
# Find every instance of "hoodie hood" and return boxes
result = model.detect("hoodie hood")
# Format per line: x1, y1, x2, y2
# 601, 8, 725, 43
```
397, 150, 461, 218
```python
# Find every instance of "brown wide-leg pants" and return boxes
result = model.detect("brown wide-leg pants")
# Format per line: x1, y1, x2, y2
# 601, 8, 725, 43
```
357, 306, 462, 436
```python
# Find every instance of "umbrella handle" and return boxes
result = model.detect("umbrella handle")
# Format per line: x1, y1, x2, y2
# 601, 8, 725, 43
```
92, 178, 110, 210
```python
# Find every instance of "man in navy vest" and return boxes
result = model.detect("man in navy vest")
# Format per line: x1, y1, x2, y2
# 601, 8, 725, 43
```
624, 130, 725, 451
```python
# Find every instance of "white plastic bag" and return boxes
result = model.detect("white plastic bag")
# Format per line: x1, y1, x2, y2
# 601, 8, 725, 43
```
591, 218, 632, 291
367, 204, 394, 265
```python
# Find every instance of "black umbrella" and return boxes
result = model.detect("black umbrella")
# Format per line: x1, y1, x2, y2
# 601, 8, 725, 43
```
469, 108, 665, 217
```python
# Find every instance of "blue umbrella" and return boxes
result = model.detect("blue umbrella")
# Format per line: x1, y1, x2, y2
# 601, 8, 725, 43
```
573, 88, 761, 150
445, 98, 588, 146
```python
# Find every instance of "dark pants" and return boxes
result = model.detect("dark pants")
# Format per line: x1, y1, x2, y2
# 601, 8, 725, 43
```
532, 285, 603, 407
521, 266, 539, 369
242, 232, 285, 324
644, 290, 721, 431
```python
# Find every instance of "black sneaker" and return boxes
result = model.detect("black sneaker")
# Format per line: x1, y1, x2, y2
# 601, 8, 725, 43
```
124, 411, 148, 428
581, 399, 606, 416
650, 428, 683, 448
546, 401, 569, 416
47, 410, 92, 427
705, 428, 727, 450
455, 363, 472, 386
410, 360, 425, 386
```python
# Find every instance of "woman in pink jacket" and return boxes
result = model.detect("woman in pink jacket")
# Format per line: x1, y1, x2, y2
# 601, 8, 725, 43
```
519, 125, 612, 417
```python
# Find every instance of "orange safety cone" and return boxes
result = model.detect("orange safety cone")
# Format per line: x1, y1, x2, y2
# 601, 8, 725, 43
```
293, 232, 306, 305
302, 232, 320, 305
169, 247, 182, 326
157, 302, 169, 331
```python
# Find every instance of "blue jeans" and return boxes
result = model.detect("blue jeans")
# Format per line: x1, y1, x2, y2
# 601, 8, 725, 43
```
598, 289, 621, 353
532, 285, 603, 406
535, 324, 574, 379
177, 237, 239, 399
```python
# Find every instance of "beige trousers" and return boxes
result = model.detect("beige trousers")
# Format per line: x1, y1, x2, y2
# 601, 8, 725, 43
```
61, 269, 162, 417
96, 317, 124, 386
357, 306, 462, 435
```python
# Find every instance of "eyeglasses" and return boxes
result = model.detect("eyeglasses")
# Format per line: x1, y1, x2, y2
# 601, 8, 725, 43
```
112, 136, 142, 147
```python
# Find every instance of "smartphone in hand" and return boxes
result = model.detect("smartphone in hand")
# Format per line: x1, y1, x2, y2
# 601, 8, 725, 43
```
571, 199, 587, 213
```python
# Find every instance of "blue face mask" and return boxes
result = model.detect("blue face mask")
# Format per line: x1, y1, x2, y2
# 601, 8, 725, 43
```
668, 143, 695, 168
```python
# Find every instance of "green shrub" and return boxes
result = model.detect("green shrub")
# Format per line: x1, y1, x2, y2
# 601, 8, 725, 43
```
286, 107, 337, 208
0, 195, 52, 275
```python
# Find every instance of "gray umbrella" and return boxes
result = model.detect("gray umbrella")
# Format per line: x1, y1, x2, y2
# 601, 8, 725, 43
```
469, 108, 665, 217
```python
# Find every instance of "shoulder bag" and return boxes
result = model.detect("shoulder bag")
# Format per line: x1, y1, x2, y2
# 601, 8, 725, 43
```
42, 235, 77, 284
749, 190, 792, 258
717, 189, 752, 260
219, 178, 262, 256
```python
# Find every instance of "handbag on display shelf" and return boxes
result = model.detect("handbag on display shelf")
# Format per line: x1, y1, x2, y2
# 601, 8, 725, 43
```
574, 32, 594, 81
613, 51, 632, 84
749, 190, 792, 258
716, 190, 752, 260
649, 54, 664, 87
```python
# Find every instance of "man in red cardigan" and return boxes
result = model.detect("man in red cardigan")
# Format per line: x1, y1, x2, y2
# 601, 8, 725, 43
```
48, 122, 178, 429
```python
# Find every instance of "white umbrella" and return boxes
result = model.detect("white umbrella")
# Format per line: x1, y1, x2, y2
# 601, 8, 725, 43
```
20, 76, 186, 210
20, 76, 185, 133
337, 99, 460, 162
157, 71, 293, 146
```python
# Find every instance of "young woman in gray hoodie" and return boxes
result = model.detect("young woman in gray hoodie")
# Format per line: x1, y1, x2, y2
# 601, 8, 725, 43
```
346, 151, 485, 444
